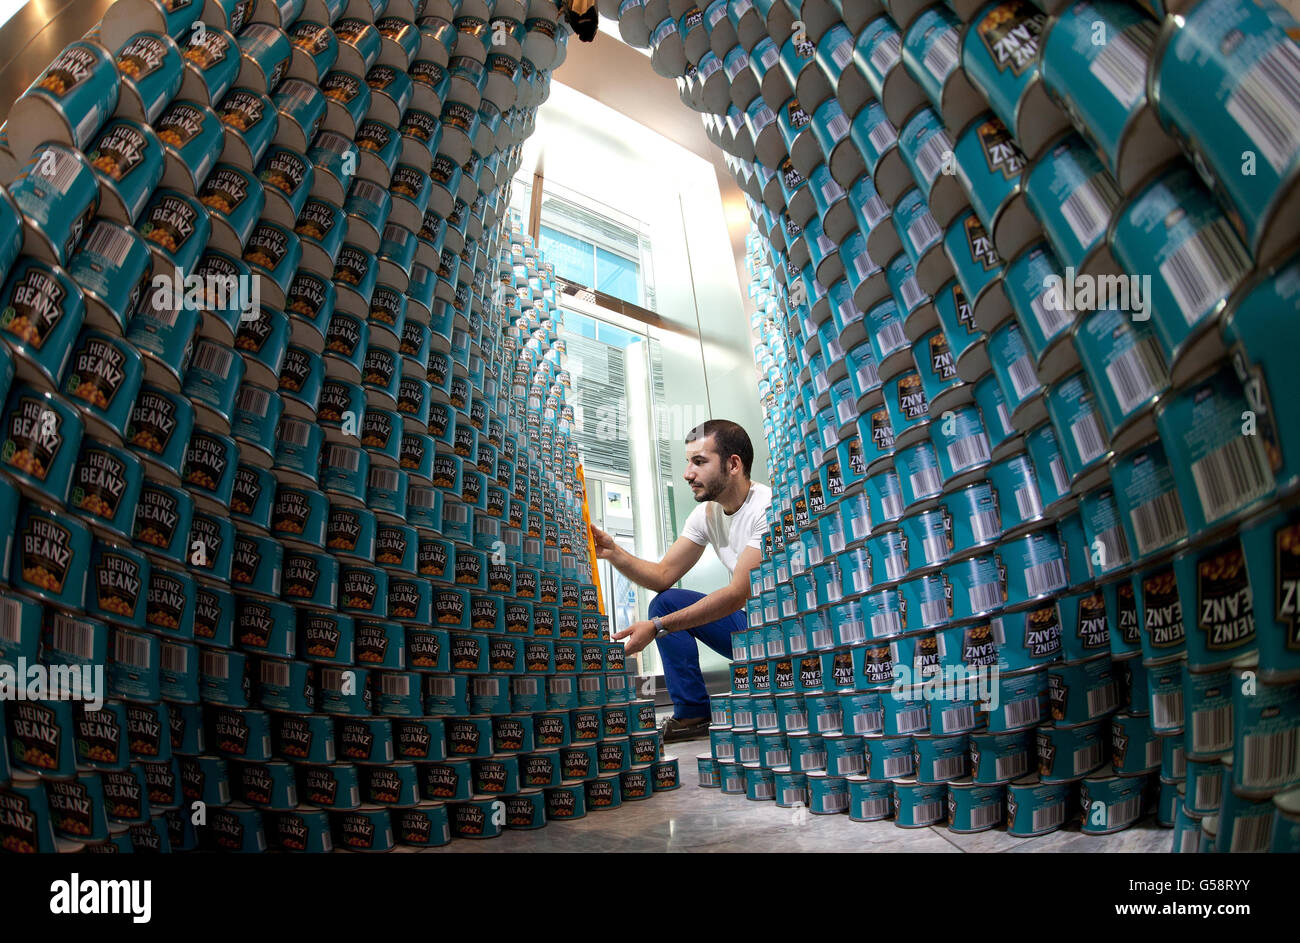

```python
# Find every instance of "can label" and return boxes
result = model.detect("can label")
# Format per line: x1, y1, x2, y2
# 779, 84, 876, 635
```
128, 391, 181, 458
296, 201, 339, 244
962, 623, 998, 668
342, 569, 379, 612
94, 548, 144, 619
118, 34, 168, 82
975, 2, 1045, 78
142, 194, 201, 258
183, 433, 230, 495
5, 396, 68, 483
283, 553, 324, 602
1115, 581, 1140, 646
1196, 544, 1254, 651
245, 225, 290, 273
9, 701, 62, 770
146, 569, 187, 633
435, 591, 468, 629
976, 118, 1026, 181
260, 150, 307, 199
1142, 567, 1184, 651
230, 470, 270, 524
38, 44, 101, 97
1075, 591, 1109, 652
68, 337, 132, 413
4, 265, 72, 350
155, 102, 206, 148
449, 634, 479, 670
193, 586, 225, 643
20, 515, 74, 593
89, 122, 150, 185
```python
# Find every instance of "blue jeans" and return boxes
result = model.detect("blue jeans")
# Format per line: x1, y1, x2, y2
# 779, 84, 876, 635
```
650, 588, 743, 720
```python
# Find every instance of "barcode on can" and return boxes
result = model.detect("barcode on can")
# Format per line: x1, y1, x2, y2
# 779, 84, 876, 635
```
914, 133, 952, 186
113, 633, 152, 668
1229, 814, 1273, 853
1239, 727, 1300, 789
1031, 801, 1065, 831
1158, 219, 1250, 325
1105, 796, 1141, 828
1105, 336, 1167, 415
1088, 22, 1156, 108
870, 33, 901, 75
1129, 491, 1186, 556
82, 222, 135, 266
324, 445, 361, 471
1002, 698, 1040, 728
995, 753, 1028, 780
895, 707, 928, 733
941, 705, 974, 732
948, 434, 990, 472
1059, 174, 1120, 248
912, 800, 943, 823
201, 650, 229, 679
260, 660, 290, 687
1086, 684, 1119, 719
1024, 558, 1067, 596
933, 755, 965, 780
969, 581, 1001, 613
1071, 413, 1107, 466
922, 29, 959, 82
1224, 41, 1300, 175
1189, 435, 1272, 524
237, 385, 272, 415
906, 211, 942, 250
1151, 690, 1184, 730
52, 614, 96, 659
0, 597, 21, 644
280, 419, 313, 446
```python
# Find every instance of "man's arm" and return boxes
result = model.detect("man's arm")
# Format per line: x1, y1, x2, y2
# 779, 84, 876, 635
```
615, 545, 762, 654
590, 525, 705, 593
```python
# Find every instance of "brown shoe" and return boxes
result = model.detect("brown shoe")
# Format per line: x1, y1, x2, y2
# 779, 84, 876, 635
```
660, 716, 709, 743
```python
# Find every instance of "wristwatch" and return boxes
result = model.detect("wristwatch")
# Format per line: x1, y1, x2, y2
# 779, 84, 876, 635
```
652, 616, 667, 638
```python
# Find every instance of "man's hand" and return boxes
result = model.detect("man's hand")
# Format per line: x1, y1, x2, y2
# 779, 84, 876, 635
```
613, 619, 658, 655
590, 524, 622, 562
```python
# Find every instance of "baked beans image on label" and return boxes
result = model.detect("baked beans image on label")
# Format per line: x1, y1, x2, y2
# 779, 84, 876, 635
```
74, 435, 146, 548
7, 41, 119, 162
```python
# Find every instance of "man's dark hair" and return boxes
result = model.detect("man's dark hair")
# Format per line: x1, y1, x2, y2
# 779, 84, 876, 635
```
686, 419, 753, 478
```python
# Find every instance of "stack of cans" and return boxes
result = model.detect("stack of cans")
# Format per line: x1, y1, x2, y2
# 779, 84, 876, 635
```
0, 0, 679, 855
678, 0, 1300, 851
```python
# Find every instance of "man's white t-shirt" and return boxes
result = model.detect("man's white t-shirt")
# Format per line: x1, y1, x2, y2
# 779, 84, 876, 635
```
680, 482, 772, 577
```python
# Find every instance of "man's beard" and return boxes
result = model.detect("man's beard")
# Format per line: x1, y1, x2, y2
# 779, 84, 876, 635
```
692, 478, 725, 502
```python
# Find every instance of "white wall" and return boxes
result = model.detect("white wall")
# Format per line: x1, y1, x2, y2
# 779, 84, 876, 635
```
525, 82, 766, 674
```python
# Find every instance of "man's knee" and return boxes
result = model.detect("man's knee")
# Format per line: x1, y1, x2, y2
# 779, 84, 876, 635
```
648, 588, 695, 619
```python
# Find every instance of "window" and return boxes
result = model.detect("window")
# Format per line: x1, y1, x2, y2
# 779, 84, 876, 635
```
539, 224, 644, 307
538, 225, 595, 287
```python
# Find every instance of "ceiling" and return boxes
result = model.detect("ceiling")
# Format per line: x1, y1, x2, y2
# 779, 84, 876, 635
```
549, 22, 752, 307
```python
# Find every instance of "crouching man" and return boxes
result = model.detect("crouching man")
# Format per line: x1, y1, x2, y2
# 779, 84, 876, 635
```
591, 420, 770, 742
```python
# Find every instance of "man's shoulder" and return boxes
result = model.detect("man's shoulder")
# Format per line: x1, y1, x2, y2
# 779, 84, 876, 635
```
750, 482, 773, 512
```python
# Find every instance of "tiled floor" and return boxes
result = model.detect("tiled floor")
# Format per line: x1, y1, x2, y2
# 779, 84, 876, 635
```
415, 750, 1174, 853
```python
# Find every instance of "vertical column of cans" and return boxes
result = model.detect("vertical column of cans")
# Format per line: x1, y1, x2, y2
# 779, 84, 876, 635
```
0, 0, 676, 854
694, 0, 1300, 848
